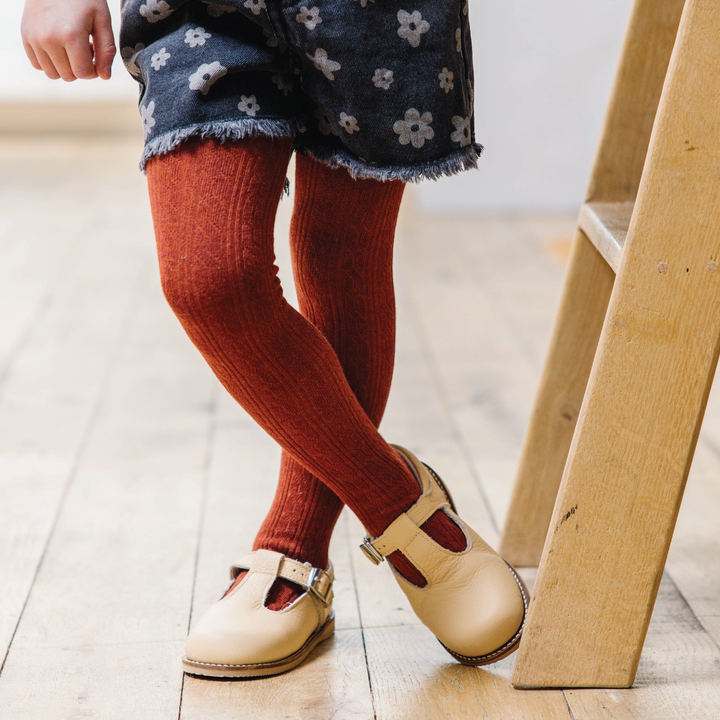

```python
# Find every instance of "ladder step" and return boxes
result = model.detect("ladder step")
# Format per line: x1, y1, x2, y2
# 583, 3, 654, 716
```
578, 201, 634, 273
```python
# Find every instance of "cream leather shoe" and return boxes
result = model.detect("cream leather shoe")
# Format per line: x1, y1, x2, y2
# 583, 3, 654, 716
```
360, 445, 528, 666
182, 549, 335, 678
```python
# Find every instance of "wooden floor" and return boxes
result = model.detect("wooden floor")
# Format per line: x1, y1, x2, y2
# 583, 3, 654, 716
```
0, 135, 719, 719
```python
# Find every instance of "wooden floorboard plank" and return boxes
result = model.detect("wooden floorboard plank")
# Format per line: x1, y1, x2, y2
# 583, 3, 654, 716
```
564, 575, 720, 719
364, 623, 570, 720
0, 138, 155, 671
393, 210, 566, 533
665, 429, 720, 647
0, 264, 214, 719
0, 141, 91, 366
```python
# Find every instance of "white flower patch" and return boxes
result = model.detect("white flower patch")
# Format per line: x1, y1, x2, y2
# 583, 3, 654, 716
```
185, 27, 212, 47
121, 43, 145, 77
353, 0, 375, 6
272, 74, 293, 96
456, 27, 462, 53
450, 115, 471, 147
463, 0, 468, 15
296, 6, 322, 30
151, 47, 171, 71
339, 112, 359, 134
393, 108, 434, 148
372, 68, 393, 90
139, 0, 174, 23
397, 10, 429, 48
202, 1, 237, 16
238, 95, 260, 116
438, 67, 454, 93
315, 108, 339, 136
306, 48, 341, 81
244, 0, 266, 16
188, 61, 228, 95
141, 101, 156, 138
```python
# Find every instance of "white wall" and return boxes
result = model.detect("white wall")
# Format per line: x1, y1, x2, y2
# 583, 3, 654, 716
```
2, 0, 633, 211
418, 0, 634, 213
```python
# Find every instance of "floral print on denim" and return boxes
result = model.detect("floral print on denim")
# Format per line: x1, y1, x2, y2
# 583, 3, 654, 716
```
397, 10, 429, 48
373, 68, 394, 90
243, 0, 266, 15
120, 0, 481, 181
185, 27, 212, 47
339, 112, 359, 134
139, 0, 174, 23
450, 116, 471, 147
296, 6, 322, 30
306, 48, 341, 81
141, 101, 156, 138
121, 42, 145, 77
438, 68, 454, 93
151, 47, 171, 70
188, 61, 228, 94
238, 94, 261, 116
394, 109, 434, 148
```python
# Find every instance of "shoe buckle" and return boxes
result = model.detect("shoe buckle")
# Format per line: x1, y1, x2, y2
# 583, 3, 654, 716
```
307, 567, 331, 605
360, 536, 385, 565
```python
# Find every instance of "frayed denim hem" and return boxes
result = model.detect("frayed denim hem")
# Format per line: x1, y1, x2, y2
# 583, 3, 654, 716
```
139, 118, 483, 185
297, 142, 484, 183
139, 117, 305, 172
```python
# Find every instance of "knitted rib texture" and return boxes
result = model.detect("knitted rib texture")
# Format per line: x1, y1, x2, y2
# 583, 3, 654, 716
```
146, 137, 465, 602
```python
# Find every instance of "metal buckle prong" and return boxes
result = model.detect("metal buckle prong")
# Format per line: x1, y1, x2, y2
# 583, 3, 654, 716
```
360, 536, 385, 565
307, 567, 331, 605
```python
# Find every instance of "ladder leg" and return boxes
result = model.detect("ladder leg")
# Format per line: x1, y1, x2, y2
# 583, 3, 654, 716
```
499, 230, 614, 566
513, 0, 720, 687
499, 0, 685, 566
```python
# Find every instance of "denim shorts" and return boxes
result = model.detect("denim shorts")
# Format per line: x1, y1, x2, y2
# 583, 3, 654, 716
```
119, 0, 481, 182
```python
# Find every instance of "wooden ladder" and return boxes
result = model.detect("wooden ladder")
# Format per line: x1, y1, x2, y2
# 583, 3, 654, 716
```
499, 0, 720, 688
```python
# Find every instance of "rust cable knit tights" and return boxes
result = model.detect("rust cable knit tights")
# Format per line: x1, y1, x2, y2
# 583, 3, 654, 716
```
146, 137, 464, 602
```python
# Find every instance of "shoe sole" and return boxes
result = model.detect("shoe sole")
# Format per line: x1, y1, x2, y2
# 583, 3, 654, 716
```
181, 613, 335, 679
440, 563, 530, 667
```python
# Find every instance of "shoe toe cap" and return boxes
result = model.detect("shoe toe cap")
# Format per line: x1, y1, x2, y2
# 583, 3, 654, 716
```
185, 595, 321, 666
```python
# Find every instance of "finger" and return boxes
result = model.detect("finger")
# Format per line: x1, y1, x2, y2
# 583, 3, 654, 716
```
33, 46, 62, 80
23, 41, 42, 71
44, 42, 78, 81
91, 9, 116, 80
65, 35, 98, 79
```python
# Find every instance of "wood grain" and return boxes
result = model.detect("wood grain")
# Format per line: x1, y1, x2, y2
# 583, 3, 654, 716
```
564, 575, 720, 719
0, 265, 213, 718
500, 0, 687, 568
0, 138, 152, 670
364, 624, 571, 720
513, 0, 720, 687
578, 201, 634, 273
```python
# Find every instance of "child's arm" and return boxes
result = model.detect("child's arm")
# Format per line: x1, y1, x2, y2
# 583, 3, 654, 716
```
21, 0, 116, 81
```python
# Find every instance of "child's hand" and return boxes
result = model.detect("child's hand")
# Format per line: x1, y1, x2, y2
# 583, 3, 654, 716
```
21, 0, 116, 81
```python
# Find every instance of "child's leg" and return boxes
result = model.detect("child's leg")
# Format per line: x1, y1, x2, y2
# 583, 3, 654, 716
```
252, 155, 403, 607
146, 137, 463, 586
